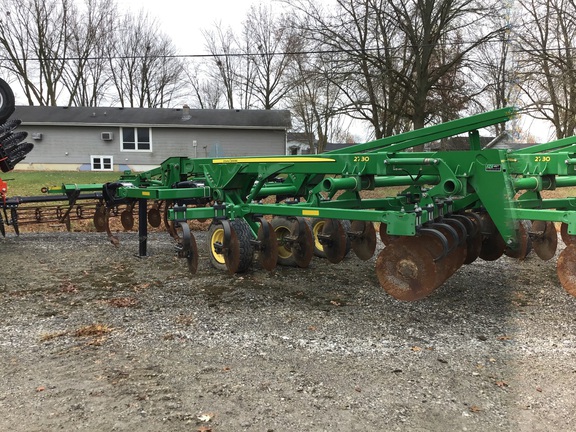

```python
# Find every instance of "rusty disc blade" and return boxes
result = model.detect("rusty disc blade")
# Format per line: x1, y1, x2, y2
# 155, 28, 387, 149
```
177, 222, 199, 274
120, 210, 134, 230
376, 239, 438, 301
432, 223, 464, 276
442, 218, 468, 268
560, 222, 576, 246
379, 222, 399, 245
93, 209, 106, 232
504, 220, 531, 260
463, 215, 482, 264
350, 220, 377, 261
175, 222, 199, 274
479, 232, 506, 261
224, 228, 241, 274
147, 207, 162, 228
320, 219, 347, 264
292, 218, 313, 268
557, 245, 576, 298
531, 220, 558, 261
478, 213, 505, 261
411, 234, 450, 288
258, 221, 278, 271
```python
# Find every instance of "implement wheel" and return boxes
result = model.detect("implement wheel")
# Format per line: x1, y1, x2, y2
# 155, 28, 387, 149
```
208, 219, 254, 274
271, 217, 313, 268
376, 237, 437, 301
311, 219, 351, 258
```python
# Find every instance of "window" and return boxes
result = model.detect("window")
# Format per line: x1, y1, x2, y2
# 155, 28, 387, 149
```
91, 155, 113, 171
121, 127, 152, 151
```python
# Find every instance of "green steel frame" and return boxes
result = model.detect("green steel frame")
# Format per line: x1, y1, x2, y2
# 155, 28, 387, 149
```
41, 106, 576, 286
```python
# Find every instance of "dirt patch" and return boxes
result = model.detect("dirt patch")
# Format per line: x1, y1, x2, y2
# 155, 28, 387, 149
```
1, 230, 576, 431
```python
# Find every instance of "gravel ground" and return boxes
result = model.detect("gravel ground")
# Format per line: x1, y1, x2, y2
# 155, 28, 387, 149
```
1, 229, 576, 431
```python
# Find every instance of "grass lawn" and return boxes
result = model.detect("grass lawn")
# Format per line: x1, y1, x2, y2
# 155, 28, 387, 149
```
2, 171, 122, 197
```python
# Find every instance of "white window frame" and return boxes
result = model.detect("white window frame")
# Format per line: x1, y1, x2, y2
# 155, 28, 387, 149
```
120, 127, 153, 152
91, 155, 114, 171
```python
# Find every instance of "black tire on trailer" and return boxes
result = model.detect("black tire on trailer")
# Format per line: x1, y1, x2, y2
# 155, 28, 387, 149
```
207, 219, 254, 273
0, 78, 15, 124
311, 218, 352, 258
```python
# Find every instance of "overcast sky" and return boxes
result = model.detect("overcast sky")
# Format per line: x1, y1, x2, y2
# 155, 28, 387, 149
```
119, 0, 261, 55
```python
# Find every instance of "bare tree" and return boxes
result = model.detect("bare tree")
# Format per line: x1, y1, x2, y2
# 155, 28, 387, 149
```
515, 0, 576, 139
63, 0, 117, 106
471, 12, 520, 135
285, 0, 505, 143
239, 4, 300, 109
184, 60, 224, 109
286, 0, 405, 139
107, 11, 184, 108
287, 43, 347, 152
202, 24, 239, 109
0, 0, 74, 105
384, 0, 505, 131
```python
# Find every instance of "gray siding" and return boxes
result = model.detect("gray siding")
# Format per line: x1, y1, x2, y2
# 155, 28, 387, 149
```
21, 125, 286, 169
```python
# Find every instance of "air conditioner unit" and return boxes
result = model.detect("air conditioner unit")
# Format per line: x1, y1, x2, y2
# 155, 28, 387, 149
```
101, 132, 113, 141
31, 133, 43, 140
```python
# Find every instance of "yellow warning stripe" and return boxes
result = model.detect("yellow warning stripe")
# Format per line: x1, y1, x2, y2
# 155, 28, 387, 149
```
302, 210, 320, 216
213, 157, 335, 164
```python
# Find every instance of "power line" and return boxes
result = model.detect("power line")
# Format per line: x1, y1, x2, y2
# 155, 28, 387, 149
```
0, 37, 535, 63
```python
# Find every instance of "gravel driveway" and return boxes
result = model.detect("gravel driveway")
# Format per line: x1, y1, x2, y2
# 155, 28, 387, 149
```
1, 230, 575, 431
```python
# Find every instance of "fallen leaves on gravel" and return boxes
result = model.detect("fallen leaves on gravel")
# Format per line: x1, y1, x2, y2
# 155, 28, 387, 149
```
59, 281, 78, 293
40, 331, 68, 342
40, 324, 112, 344
73, 324, 112, 337
106, 297, 139, 308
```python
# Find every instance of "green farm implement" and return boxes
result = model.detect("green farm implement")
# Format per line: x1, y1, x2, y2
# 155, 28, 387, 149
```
11, 106, 576, 300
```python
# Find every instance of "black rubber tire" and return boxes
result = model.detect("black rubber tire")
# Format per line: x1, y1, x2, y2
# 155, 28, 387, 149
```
0, 78, 15, 124
207, 219, 254, 273
311, 218, 351, 258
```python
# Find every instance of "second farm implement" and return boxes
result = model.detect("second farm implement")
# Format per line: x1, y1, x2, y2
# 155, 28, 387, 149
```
33, 107, 576, 300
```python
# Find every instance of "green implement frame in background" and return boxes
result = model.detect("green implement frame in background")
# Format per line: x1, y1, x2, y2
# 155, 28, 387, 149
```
27, 107, 576, 301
